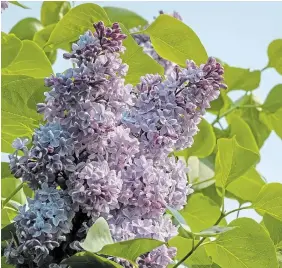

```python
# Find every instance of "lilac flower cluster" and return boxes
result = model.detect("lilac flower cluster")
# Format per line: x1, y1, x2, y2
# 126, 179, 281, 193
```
5, 19, 225, 268
1, 1, 8, 12
4, 183, 75, 267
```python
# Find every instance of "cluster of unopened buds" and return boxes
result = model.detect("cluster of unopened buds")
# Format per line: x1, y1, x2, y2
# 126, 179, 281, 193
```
5, 16, 226, 268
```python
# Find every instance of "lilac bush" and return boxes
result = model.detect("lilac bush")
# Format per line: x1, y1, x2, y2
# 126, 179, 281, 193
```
5, 20, 226, 268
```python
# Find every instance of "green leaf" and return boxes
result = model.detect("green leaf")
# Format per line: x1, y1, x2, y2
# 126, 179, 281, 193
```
214, 137, 259, 190
45, 3, 110, 50
1, 163, 11, 179
143, 14, 207, 66
253, 183, 282, 221
229, 115, 259, 153
168, 236, 212, 266
1, 207, 18, 228
1, 256, 14, 268
41, 1, 71, 26
263, 84, 282, 113
175, 119, 216, 159
2, 178, 26, 207
1, 75, 45, 153
10, 18, 43, 40
198, 184, 222, 207
1, 33, 23, 69
188, 156, 215, 190
223, 64, 261, 91
263, 214, 282, 246
61, 252, 123, 268
9, 1, 29, 9
2, 40, 52, 77
166, 205, 191, 233
181, 193, 222, 232
120, 24, 164, 85
33, 24, 59, 64
260, 107, 282, 139
209, 90, 233, 116
194, 226, 235, 237
205, 218, 278, 268
80, 217, 113, 253
99, 238, 164, 264
1, 223, 16, 241
104, 7, 147, 30
226, 167, 265, 204
227, 95, 271, 148
267, 39, 282, 75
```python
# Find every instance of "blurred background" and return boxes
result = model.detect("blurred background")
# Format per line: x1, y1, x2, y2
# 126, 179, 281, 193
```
1, 1, 282, 222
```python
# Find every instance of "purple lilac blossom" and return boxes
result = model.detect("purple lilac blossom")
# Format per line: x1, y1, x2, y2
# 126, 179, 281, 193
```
1, 1, 8, 12
4, 183, 75, 267
6, 18, 226, 268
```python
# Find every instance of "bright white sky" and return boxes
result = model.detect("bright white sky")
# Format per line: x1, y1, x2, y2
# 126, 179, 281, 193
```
1, 1, 282, 222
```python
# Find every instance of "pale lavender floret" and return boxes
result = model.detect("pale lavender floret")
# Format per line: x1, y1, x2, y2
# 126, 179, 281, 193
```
118, 155, 191, 219
1, 1, 8, 12
4, 184, 75, 267
138, 245, 177, 268
67, 160, 122, 219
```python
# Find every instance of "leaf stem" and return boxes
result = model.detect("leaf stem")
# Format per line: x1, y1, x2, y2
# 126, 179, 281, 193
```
211, 104, 261, 126
192, 178, 214, 187
2, 182, 24, 208
172, 204, 252, 267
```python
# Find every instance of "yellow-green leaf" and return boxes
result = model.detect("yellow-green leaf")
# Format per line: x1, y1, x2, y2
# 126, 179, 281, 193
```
205, 218, 278, 268
143, 14, 207, 66
253, 183, 282, 221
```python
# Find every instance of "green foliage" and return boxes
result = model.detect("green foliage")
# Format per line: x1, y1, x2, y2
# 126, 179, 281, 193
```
226, 94, 271, 148
119, 24, 164, 85
1, 33, 22, 69
143, 14, 207, 66
62, 252, 123, 268
223, 64, 261, 91
214, 137, 259, 190
168, 236, 212, 266
80, 217, 113, 253
1, 223, 16, 241
1, 75, 46, 152
45, 3, 110, 50
263, 214, 282, 246
253, 183, 282, 221
9, 18, 43, 40
263, 84, 282, 113
181, 193, 222, 232
99, 239, 164, 265
267, 39, 282, 75
9, 1, 29, 9
228, 115, 259, 153
41, 1, 71, 26
2, 39, 52, 77
175, 119, 216, 159
104, 7, 148, 30
1, 207, 17, 228
194, 226, 235, 237
205, 218, 278, 268
226, 167, 265, 204
187, 156, 215, 190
